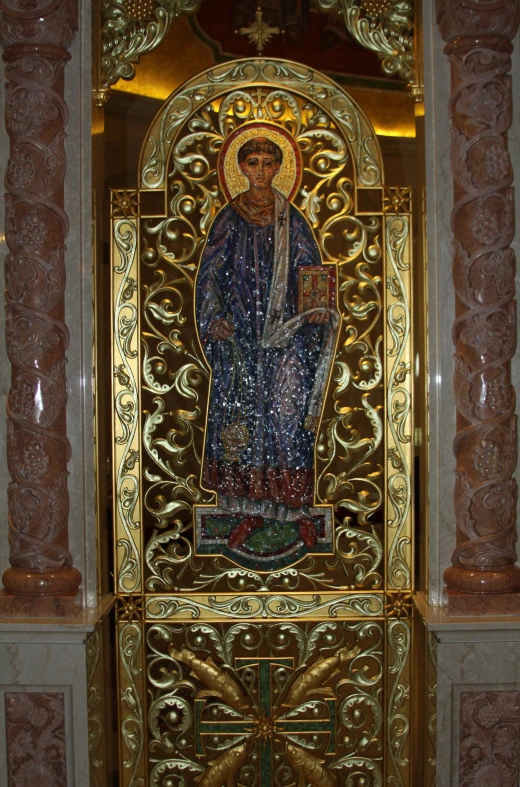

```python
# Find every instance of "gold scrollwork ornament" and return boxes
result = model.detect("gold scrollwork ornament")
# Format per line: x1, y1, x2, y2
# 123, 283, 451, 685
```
99, 0, 202, 100
316, 0, 417, 96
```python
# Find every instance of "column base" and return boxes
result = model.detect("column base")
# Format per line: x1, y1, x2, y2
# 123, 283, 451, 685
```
444, 588, 520, 616
2, 566, 82, 596
0, 596, 115, 784
443, 564, 520, 593
0, 589, 81, 618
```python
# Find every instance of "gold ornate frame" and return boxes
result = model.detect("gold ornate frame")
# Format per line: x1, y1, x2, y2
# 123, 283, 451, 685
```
111, 58, 414, 786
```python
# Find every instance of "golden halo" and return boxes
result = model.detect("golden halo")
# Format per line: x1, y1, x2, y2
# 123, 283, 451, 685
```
219, 123, 301, 202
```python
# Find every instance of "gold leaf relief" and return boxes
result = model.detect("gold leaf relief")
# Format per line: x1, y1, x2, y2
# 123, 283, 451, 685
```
146, 622, 384, 785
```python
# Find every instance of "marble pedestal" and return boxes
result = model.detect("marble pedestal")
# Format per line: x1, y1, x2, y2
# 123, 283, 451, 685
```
0, 596, 114, 787
416, 593, 520, 787
444, 589, 520, 617
0, 590, 82, 618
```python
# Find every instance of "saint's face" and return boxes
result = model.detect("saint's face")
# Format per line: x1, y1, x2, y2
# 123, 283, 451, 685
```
239, 151, 281, 190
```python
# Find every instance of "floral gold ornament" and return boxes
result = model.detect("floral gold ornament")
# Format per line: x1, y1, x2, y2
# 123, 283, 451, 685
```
387, 618, 411, 780
100, 0, 202, 98
111, 188, 139, 218
117, 594, 145, 622
386, 209, 413, 589
118, 620, 146, 786
145, 592, 385, 618
284, 644, 360, 706
383, 185, 412, 215
112, 203, 141, 595
147, 623, 383, 787
385, 590, 413, 618
169, 645, 250, 711
316, 0, 418, 97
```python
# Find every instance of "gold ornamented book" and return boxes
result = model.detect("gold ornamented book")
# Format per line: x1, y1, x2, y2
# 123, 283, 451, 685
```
298, 265, 336, 313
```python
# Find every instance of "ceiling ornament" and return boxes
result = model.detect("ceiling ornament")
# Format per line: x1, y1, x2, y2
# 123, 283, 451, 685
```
315, 0, 422, 102
98, 0, 421, 106
96, 0, 202, 106
235, 4, 281, 55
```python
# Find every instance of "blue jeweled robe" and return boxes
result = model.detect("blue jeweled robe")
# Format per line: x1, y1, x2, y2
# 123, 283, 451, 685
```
196, 190, 337, 520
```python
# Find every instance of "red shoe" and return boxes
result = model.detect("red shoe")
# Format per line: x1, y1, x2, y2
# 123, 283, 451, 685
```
297, 517, 317, 548
228, 516, 263, 549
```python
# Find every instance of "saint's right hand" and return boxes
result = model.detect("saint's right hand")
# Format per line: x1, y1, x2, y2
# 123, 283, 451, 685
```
210, 319, 234, 340
307, 309, 330, 325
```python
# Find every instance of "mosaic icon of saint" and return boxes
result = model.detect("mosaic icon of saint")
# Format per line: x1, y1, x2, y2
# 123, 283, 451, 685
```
196, 130, 339, 561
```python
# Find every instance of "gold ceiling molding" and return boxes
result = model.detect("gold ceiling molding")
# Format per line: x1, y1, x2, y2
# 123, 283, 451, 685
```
98, 0, 422, 106
96, 0, 202, 105
316, 0, 422, 102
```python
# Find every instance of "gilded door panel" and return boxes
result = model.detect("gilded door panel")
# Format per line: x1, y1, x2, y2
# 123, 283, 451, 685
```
115, 606, 415, 786
111, 57, 414, 786
147, 619, 384, 786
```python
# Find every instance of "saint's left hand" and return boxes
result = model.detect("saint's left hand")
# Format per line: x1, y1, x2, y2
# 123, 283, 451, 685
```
307, 309, 330, 325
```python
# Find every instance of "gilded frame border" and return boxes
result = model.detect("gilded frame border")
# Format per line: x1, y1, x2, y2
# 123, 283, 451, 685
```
110, 57, 415, 787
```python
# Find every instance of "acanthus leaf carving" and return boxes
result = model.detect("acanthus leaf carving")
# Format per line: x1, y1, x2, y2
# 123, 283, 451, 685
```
100, 0, 202, 98
316, 0, 416, 92
459, 690, 520, 785
5, 691, 68, 787
437, 0, 520, 42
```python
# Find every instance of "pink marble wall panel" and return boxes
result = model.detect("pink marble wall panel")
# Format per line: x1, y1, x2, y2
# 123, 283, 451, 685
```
5, 692, 67, 787
460, 690, 520, 786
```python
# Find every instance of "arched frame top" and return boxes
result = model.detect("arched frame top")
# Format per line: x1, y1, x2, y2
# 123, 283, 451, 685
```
139, 58, 384, 192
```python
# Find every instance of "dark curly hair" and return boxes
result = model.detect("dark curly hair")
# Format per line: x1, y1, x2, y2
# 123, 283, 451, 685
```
237, 136, 283, 165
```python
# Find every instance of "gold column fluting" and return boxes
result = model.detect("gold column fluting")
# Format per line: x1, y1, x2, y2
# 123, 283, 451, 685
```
0, 0, 81, 615
437, 0, 520, 612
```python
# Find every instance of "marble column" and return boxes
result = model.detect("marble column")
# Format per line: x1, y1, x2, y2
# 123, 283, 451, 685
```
436, 0, 520, 614
0, 0, 81, 616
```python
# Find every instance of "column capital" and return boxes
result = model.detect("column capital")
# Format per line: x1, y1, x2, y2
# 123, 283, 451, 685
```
436, 0, 520, 44
0, 0, 77, 50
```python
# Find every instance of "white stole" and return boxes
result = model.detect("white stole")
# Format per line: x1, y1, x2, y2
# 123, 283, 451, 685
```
261, 191, 340, 431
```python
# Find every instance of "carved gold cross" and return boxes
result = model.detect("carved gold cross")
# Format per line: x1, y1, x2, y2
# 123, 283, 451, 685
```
236, 5, 281, 55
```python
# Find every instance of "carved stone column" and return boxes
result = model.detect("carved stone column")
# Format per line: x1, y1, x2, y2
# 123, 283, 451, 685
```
0, 0, 81, 616
437, 0, 520, 613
